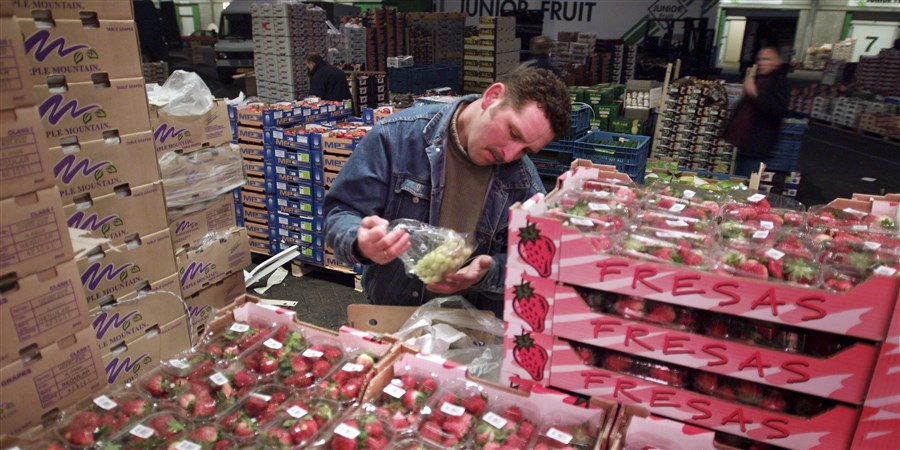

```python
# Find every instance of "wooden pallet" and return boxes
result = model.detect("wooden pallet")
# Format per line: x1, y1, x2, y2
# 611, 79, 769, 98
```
290, 261, 363, 292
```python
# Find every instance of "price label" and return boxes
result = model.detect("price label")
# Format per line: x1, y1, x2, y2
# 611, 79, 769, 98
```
665, 219, 689, 228
595, 191, 612, 198
251, 393, 271, 402
334, 423, 360, 439
287, 405, 309, 418
174, 441, 202, 450
864, 241, 881, 250
668, 203, 686, 212
130, 424, 155, 439
169, 359, 190, 370
383, 384, 406, 399
93, 395, 118, 410
765, 249, 785, 260
210, 372, 229, 386
682, 189, 696, 199
547, 427, 573, 445
342, 363, 364, 372
874, 266, 897, 276
753, 230, 770, 240
852, 225, 868, 232
843, 208, 867, 218
441, 402, 466, 417
230, 323, 250, 333
264, 339, 283, 350
482, 412, 508, 429
569, 217, 594, 227
588, 202, 611, 212
303, 348, 324, 358
747, 193, 766, 203
760, 221, 775, 230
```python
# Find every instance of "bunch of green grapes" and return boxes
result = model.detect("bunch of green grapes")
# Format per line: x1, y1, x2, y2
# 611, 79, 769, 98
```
414, 237, 473, 284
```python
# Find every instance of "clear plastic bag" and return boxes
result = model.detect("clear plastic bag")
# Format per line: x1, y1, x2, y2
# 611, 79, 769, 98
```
159, 142, 246, 211
151, 70, 215, 116
390, 219, 475, 284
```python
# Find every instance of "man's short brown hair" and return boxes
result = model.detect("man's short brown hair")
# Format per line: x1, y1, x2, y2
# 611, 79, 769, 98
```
530, 35, 553, 55
496, 67, 571, 139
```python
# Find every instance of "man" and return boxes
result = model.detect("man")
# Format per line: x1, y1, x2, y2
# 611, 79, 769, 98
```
324, 68, 570, 315
523, 35, 561, 76
724, 47, 789, 177
306, 53, 352, 101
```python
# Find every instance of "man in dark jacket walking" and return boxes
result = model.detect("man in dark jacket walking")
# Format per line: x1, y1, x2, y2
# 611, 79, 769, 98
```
306, 53, 352, 101
724, 47, 790, 177
522, 35, 561, 76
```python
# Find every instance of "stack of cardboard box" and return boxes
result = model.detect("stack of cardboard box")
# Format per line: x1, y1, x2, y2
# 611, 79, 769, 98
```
0, 5, 106, 435
403, 12, 466, 66
462, 16, 520, 94
363, 7, 401, 73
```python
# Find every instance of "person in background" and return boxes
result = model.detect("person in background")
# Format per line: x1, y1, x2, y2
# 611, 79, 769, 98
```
523, 35, 561, 76
724, 47, 790, 177
324, 68, 570, 316
306, 53, 352, 101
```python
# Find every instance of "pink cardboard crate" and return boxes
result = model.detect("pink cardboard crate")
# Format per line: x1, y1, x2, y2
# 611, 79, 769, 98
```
500, 322, 555, 391
549, 339, 860, 450
551, 284, 877, 404
503, 270, 556, 335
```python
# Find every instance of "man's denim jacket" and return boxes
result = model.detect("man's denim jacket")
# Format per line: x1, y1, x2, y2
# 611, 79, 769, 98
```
323, 95, 546, 313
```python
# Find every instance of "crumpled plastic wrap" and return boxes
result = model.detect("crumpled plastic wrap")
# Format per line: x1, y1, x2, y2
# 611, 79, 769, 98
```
159, 142, 246, 214
146, 70, 214, 116
389, 219, 475, 284
393, 296, 504, 381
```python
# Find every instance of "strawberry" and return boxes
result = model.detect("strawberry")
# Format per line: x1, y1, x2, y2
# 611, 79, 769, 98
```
651, 247, 673, 261
460, 394, 487, 415
420, 377, 438, 394
603, 353, 633, 372
766, 257, 783, 279
517, 222, 556, 277
645, 304, 676, 324
785, 258, 817, 285
233, 370, 255, 388
189, 425, 219, 443
511, 281, 549, 332
825, 277, 854, 292
263, 427, 293, 446
613, 296, 646, 319
121, 398, 150, 417
512, 332, 548, 381
738, 259, 768, 279
693, 372, 719, 394
312, 358, 334, 378
760, 391, 788, 411
648, 366, 686, 387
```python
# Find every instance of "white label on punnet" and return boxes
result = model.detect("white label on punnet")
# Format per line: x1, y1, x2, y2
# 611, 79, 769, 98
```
483, 412, 508, 429
264, 339, 283, 350
210, 372, 229, 386
441, 402, 466, 417
666, 219, 689, 228
230, 323, 250, 333
547, 427, 574, 445
383, 384, 406, 399
93, 395, 118, 410
287, 405, 308, 418
668, 203, 686, 212
843, 208, 867, 218
569, 217, 594, 227
747, 193, 766, 203
765, 249, 785, 260
251, 393, 271, 402
852, 225, 868, 232
342, 363, 364, 372
595, 191, 611, 198
130, 424, 155, 439
874, 266, 897, 276
302, 348, 324, 358
169, 359, 190, 369
588, 202, 611, 211
753, 230, 769, 240
334, 423, 360, 439
760, 221, 775, 230
682, 189, 696, 199
174, 441, 202, 450
864, 241, 881, 250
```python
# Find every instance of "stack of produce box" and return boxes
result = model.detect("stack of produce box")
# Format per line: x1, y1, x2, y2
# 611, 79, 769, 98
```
0, 6, 106, 435
403, 12, 466, 66
856, 48, 900, 97
655, 78, 736, 174
500, 162, 900, 449
363, 7, 401, 72
14, 0, 200, 390
463, 16, 519, 94
251, 1, 327, 103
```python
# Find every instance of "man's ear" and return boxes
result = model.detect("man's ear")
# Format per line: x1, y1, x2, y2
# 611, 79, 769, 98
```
481, 83, 505, 110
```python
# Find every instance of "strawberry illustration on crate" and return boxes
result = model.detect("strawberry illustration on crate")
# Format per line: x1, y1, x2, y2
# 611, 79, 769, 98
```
371, 373, 439, 430
327, 412, 393, 450
109, 413, 188, 450
260, 397, 340, 448
517, 222, 556, 278
534, 421, 598, 450
316, 352, 377, 404
512, 332, 549, 381
419, 389, 488, 449
58, 393, 155, 448
471, 406, 537, 449
169, 424, 233, 450
279, 342, 343, 389
511, 281, 549, 333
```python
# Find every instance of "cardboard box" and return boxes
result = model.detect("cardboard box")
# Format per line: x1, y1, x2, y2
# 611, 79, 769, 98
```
0, 187, 74, 279
64, 181, 167, 245
150, 98, 230, 157
0, 326, 105, 435
2, 1, 134, 20
0, 107, 54, 199
175, 226, 251, 298
0, 17, 35, 109
183, 271, 246, 329
0, 260, 90, 366
323, 153, 349, 172
49, 131, 158, 204
35, 77, 150, 145
101, 315, 192, 387
168, 194, 237, 249
76, 229, 176, 307
17, 18, 142, 85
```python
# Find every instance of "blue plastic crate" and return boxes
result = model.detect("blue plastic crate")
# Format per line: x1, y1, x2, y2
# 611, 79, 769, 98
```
572, 130, 650, 183
780, 118, 809, 136
570, 104, 592, 134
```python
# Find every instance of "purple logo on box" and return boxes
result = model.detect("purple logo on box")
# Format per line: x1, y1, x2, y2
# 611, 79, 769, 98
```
81, 262, 135, 290
154, 123, 188, 143
92, 310, 141, 340
24, 30, 88, 62
187, 304, 211, 320
175, 220, 197, 234
54, 154, 113, 184
105, 353, 152, 384
39, 94, 101, 126
180, 261, 215, 286
68, 211, 122, 236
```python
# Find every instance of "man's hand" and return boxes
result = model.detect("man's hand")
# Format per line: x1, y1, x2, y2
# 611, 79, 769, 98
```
426, 255, 493, 294
744, 74, 758, 98
356, 216, 410, 264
